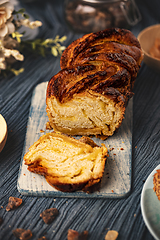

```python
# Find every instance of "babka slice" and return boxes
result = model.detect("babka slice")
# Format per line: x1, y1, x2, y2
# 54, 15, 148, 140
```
24, 132, 108, 193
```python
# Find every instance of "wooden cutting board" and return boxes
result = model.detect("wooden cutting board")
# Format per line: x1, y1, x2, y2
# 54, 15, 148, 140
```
17, 82, 132, 198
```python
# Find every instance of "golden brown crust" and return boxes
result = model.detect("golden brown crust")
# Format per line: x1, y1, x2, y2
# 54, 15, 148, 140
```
78, 136, 99, 148
45, 175, 101, 193
60, 28, 143, 70
46, 63, 131, 104
24, 132, 108, 193
46, 28, 143, 138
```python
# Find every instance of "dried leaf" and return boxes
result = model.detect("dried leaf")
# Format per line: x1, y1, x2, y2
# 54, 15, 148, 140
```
51, 47, 58, 56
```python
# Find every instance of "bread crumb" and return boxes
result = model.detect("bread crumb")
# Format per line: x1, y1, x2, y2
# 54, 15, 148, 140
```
12, 229, 32, 240
67, 229, 88, 240
6, 197, 22, 211
105, 230, 118, 240
40, 208, 59, 224
38, 237, 48, 240
46, 121, 52, 130
109, 148, 114, 151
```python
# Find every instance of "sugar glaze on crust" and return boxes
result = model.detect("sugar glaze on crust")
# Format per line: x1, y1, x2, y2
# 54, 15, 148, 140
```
46, 28, 143, 138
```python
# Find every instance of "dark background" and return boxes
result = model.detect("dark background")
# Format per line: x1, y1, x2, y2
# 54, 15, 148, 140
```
1, 0, 160, 239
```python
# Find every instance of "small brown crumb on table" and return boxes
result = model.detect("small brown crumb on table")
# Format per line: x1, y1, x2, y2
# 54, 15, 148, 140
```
46, 121, 52, 130
12, 228, 32, 240
38, 237, 48, 240
109, 148, 114, 151
40, 208, 59, 224
67, 229, 88, 240
105, 230, 118, 240
6, 197, 22, 211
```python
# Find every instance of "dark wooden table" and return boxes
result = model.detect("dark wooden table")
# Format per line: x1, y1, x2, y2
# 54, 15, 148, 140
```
1, 0, 160, 239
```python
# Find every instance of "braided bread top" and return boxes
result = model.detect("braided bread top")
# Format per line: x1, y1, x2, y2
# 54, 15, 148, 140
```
60, 28, 143, 73
47, 28, 143, 104
47, 62, 131, 104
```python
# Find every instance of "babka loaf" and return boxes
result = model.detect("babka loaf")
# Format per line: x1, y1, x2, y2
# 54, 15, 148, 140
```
46, 28, 143, 138
24, 132, 108, 193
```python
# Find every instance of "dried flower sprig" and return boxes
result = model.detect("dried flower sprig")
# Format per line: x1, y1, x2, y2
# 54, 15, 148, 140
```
0, 1, 67, 76
20, 35, 67, 57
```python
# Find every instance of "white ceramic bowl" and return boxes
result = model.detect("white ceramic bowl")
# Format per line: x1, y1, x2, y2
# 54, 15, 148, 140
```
138, 24, 160, 73
0, 114, 7, 152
